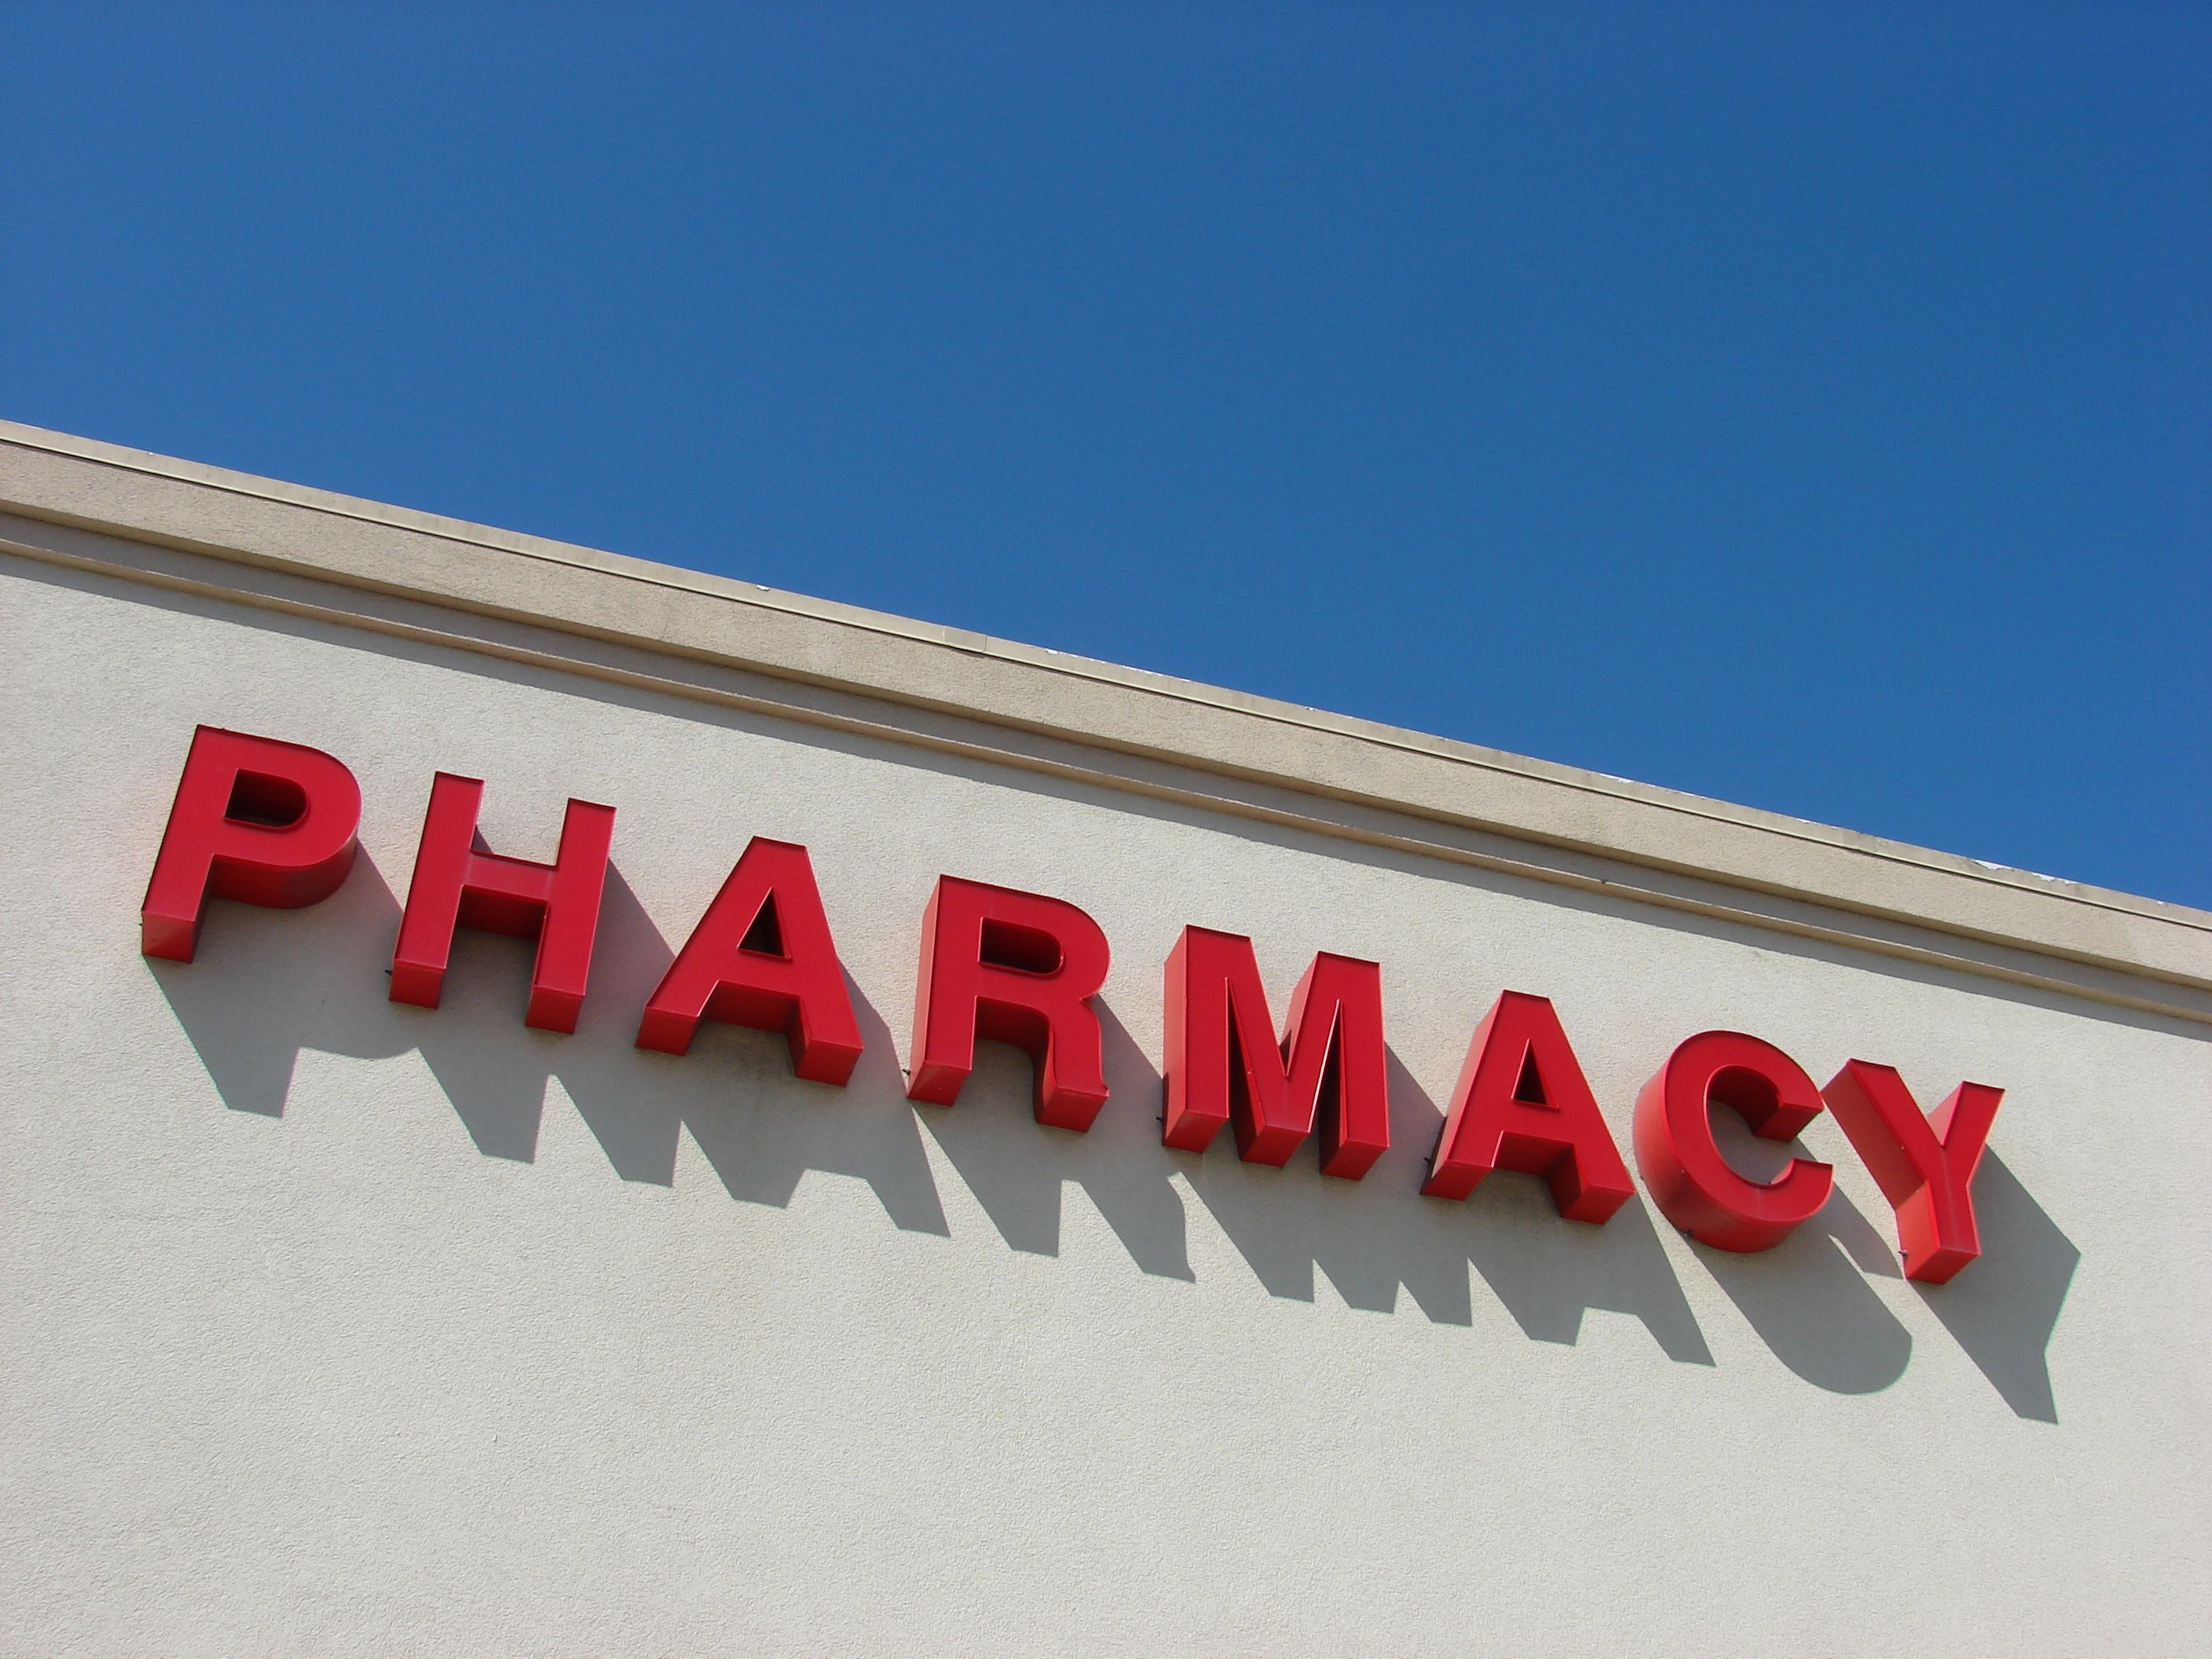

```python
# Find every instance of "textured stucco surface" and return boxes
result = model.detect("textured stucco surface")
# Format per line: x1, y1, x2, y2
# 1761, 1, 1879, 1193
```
2, 555, 2207, 1656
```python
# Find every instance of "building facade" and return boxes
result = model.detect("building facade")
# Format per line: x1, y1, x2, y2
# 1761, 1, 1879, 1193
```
2, 422, 2207, 1654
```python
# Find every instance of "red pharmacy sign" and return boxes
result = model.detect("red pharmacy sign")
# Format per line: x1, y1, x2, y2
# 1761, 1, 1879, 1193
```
141, 726, 2004, 1284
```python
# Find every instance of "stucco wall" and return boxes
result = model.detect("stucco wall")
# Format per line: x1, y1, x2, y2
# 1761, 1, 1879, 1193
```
3, 553, 2207, 1656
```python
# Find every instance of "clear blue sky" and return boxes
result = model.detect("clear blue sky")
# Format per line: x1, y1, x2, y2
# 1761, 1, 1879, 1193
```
5, 5, 2205, 907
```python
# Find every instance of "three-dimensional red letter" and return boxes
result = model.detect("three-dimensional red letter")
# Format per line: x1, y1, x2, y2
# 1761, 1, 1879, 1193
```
906, 876, 1111, 1130
1822, 1060, 2002, 1283
390, 772, 615, 1033
1423, 990, 1633, 1221
636, 837, 862, 1084
1634, 1030, 1835, 1251
1162, 927, 1389, 1178
141, 726, 361, 961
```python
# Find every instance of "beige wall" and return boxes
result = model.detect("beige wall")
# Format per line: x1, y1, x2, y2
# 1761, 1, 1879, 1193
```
3, 551, 2207, 1656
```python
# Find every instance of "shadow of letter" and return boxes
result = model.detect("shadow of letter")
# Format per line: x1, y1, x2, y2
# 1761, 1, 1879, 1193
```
1914, 1152, 2079, 1423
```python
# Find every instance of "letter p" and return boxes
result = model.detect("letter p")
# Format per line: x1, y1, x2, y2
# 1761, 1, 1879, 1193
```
140, 727, 362, 961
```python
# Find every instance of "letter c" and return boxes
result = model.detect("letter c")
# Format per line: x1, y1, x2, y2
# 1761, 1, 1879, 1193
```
1633, 1030, 1834, 1252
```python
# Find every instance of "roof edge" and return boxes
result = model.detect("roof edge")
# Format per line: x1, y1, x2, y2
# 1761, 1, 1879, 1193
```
3, 419, 2206, 1007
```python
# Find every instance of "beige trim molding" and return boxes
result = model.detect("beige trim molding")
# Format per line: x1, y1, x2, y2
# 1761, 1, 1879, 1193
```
5, 419, 2208, 1024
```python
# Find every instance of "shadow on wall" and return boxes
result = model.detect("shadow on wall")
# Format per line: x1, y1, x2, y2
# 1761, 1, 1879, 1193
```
1173, 1042, 1713, 1364
152, 862, 2080, 1423
1674, 1100, 1917, 1396
149, 855, 950, 1237
1914, 1153, 2078, 1423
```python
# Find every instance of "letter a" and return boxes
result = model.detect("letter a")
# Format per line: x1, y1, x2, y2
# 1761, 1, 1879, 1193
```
1423, 991, 1633, 1222
636, 837, 862, 1085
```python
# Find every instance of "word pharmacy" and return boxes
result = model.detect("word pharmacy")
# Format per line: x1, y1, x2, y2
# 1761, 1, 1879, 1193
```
145, 723, 2001, 1284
